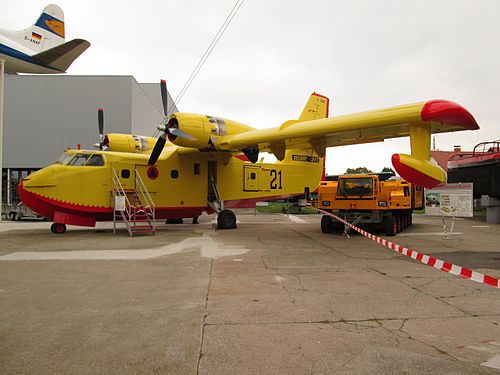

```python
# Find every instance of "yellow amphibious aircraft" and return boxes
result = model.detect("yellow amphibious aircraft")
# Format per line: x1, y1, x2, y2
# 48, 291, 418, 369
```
19, 81, 479, 233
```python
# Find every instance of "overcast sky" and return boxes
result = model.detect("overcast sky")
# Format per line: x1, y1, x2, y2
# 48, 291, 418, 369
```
2, 0, 499, 174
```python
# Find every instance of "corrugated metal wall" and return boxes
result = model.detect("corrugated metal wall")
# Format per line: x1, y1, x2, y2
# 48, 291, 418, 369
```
2, 75, 171, 169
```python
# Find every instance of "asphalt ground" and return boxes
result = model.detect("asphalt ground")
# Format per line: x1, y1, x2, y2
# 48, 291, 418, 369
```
0, 212, 499, 374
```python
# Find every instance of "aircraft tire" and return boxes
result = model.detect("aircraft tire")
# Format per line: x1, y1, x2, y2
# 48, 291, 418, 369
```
217, 210, 237, 229
321, 215, 334, 233
384, 216, 396, 236
51, 223, 67, 234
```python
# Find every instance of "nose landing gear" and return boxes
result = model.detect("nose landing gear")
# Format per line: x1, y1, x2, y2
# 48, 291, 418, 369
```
50, 223, 67, 234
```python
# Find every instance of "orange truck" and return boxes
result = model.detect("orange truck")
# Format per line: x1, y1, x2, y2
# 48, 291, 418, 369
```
317, 174, 423, 236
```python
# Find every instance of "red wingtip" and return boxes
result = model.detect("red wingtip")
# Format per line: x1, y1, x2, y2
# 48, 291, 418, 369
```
421, 100, 479, 130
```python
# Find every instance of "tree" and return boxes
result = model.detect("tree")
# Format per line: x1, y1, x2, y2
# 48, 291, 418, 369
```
381, 167, 395, 173
345, 167, 373, 174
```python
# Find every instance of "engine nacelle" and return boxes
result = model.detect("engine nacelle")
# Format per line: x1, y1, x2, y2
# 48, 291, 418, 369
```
103, 134, 155, 153
167, 113, 256, 150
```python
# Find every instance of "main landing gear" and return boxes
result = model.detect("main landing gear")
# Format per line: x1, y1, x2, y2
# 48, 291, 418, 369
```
50, 223, 66, 234
208, 168, 237, 230
217, 209, 237, 229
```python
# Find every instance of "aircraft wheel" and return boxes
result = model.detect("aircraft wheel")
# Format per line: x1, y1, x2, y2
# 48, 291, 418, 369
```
383, 216, 396, 236
51, 223, 66, 234
321, 215, 334, 233
217, 210, 237, 229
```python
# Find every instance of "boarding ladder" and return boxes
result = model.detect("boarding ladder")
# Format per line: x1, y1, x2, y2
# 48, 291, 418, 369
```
112, 169, 156, 236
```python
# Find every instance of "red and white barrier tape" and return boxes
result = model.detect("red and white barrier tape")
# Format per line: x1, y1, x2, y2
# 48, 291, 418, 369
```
313, 207, 499, 289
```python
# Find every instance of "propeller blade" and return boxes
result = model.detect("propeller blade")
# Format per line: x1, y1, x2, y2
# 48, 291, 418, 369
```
160, 79, 168, 116
148, 133, 167, 165
168, 127, 196, 141
98, 108, 104, 141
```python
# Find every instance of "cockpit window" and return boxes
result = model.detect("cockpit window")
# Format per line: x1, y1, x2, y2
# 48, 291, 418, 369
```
85, 154, 105, 166
68, 154, 91, 166
55, 152, 75, 165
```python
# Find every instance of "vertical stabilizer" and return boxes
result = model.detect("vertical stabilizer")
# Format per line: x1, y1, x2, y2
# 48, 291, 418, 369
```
298, 92, 329, 121
16, 4, 66, 54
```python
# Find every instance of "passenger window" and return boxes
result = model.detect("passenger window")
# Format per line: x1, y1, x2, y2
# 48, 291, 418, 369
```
69, 154, 90, 166
85, 155, 105, 166
194, 163, 200, 175
250, 172, 256, 180
121, 169, 130, 179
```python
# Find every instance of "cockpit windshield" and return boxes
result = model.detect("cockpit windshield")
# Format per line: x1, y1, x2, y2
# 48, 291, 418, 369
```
55, 152, 75, 165
55, 152, 105, 167
68, 154, 91, 166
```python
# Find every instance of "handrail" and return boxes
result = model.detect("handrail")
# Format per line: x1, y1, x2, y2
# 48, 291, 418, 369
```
111, 168, 156, 236
473, 140, 500, 156
135, 169, 156, 232
135, 170, 155, 211
112, 168, 133, 235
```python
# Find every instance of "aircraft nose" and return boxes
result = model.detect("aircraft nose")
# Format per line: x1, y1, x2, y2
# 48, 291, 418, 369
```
18, 180, 54, 220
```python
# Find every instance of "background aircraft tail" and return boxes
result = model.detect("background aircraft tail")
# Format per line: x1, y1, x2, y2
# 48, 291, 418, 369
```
13, 4, 66, 54
32, 39, 91, 72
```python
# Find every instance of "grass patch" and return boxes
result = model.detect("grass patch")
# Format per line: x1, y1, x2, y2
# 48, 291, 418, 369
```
256, 202, 319, 214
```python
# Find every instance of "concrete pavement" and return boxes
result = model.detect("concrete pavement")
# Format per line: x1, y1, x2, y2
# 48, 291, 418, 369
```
0, 213, 499, 374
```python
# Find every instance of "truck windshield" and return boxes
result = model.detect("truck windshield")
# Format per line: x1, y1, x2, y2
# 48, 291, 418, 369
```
338, 178, 373, 197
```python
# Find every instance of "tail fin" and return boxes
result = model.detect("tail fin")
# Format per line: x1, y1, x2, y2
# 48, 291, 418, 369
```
299, 93, 329, 121
278, 93, 330, 188
18, 4, 65, 54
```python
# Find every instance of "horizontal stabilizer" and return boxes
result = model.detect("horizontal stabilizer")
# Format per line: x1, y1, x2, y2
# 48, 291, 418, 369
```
32, 39, 91, 72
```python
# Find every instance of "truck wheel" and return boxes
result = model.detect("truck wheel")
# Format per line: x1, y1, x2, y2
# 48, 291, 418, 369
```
217, 210, 237, 229
321, 215, 334, 233
384, 216, 396, 236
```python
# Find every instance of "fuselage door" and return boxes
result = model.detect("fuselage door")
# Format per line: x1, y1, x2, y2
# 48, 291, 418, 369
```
244, 165, 260, 191
111, 163, 135, 191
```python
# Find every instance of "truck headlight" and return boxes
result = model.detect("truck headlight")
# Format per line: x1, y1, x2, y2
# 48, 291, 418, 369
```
378, 201, 388, 207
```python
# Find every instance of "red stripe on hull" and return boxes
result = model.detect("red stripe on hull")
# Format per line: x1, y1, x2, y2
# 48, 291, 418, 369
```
19, 181, 302, 227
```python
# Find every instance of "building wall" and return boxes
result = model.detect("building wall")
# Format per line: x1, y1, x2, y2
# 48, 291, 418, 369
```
131, 82, 163, 136
2, 75, 170, 169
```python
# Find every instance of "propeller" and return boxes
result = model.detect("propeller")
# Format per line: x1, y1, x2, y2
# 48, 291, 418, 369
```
94, 108, 108, 150
148, 80, 195, 165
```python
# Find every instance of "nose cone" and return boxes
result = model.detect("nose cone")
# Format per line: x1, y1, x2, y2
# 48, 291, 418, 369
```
18, 175, 55, 220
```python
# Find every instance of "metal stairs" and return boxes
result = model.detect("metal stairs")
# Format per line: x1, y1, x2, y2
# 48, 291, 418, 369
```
112, 169, 156, 236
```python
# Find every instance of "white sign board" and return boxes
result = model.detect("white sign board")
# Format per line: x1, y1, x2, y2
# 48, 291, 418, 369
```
425, 183, 473, 217
114, 196, 126, 211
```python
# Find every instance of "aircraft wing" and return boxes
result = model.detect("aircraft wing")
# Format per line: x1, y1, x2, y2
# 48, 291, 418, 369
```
32, 39, 91, 72
214, 100, 478, 152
